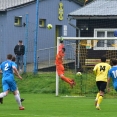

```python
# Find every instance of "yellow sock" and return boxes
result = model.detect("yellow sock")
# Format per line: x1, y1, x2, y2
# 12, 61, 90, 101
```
97, 96, 103, 106
95, 92, 100, 100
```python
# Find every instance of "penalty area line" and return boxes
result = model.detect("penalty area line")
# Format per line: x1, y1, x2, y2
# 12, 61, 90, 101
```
1, 114, 40, 116
61, 95, 86, 98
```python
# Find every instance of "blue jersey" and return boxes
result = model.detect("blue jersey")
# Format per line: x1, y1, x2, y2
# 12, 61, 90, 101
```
12, 62, 17, 68
0, 60, 16, 78
108, 66, 117, 90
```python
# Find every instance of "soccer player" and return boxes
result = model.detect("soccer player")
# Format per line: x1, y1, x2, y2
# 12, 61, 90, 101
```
107, 58, 117, 92
93, 56, 111, 110
12, 56, 25, 102
55, 47, 75, 88
0, 54, 25, 110
0, 56, 25, 104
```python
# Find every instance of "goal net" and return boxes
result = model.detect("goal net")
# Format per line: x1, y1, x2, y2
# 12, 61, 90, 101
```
56, 36, 117, 98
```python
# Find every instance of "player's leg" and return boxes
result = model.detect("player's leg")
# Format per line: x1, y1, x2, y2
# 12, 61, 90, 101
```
0, 98, 3, 104
16, 55, 20, 71
96, 81, 106, 110
0, 79, 10, 104
10, 80, 24, 110
0, 91, 8, 97
13, 90, 24, 110
57, 65, 75, 88
17, 88, 25, 102
96, 91, 103, 110
19, 55, 23, 72
95, 81, 100, 106
20, 98, 25, 102
95, 92, 100, 106
60, 75, 75, 88
0, 91, 9, 104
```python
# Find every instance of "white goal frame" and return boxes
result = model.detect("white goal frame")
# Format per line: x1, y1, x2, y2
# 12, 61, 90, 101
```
56, 37, 117, 96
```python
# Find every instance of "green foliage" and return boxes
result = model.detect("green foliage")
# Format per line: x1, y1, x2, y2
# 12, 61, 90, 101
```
0, 71, 117, 98
16, 72, 56, 94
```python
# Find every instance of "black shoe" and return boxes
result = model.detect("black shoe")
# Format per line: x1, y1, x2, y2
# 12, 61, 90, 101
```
21, 98, 25, 102
0, 98, 3, 104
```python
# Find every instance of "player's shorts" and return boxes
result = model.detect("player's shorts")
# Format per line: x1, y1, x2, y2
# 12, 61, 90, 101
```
2, 74, 17, 92
96, 81, 107, 92
113, 84, 117, 91
56, 64, 64, 76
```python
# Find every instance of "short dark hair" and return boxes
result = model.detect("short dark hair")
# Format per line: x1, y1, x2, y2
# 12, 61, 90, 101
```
112, 59, 117, 65
101, 56, 106, 62
19, 40, 22, 43
62, 47, 65, 52
12, 56, 16, 62
7, 54, 12, 60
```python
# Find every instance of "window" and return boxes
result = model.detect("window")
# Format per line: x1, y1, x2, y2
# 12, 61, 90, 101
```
39, 19, 46, 28
93, 29, 117, 50
14, 16, 22, 26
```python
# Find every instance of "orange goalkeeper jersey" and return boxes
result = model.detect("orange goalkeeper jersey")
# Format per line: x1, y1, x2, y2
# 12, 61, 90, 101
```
55, 51, 65, 65
58, 43, 64, 52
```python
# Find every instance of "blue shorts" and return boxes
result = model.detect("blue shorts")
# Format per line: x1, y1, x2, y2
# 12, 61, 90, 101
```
2, 75, 17, 92
114, 84, 117, 92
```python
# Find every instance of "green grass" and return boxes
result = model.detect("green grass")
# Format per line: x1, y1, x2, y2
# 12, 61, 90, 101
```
0, 72, 117, 116
0, 94, 117, 117
0, 72, 116, 97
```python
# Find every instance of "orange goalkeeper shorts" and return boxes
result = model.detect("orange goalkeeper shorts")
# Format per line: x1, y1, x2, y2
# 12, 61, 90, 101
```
56, 64, 64, 76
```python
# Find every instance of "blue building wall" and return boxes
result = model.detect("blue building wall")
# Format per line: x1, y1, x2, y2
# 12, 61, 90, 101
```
0, 0, 81, 62
0, 12, 7, 62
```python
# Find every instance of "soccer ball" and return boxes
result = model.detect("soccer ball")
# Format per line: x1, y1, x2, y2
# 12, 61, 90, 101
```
47, 24, 52, 29
76, 72, 82, 76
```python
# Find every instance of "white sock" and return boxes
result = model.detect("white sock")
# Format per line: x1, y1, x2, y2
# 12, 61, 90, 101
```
17, 90, 20, 97
0, 92, 6, 98
95, 98, 98, 101
97, 104, 99, 107
14, 94, 22, 107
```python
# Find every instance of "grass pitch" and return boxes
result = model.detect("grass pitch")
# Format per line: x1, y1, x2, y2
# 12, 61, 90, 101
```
0, 94, 117, 117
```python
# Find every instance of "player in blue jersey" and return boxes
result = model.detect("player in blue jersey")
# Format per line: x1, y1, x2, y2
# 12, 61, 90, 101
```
0, 54, 24, 110
107, 58, 117, 92
0, 56, 25, 104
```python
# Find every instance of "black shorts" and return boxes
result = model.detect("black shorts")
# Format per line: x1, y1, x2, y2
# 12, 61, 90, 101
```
96, 81, 107, 92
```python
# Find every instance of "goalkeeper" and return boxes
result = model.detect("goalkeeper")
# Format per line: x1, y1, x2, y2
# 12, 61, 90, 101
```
55, 47, 75, 88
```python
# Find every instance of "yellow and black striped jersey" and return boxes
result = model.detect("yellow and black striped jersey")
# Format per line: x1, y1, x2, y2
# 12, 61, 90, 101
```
93, 62, 111, 82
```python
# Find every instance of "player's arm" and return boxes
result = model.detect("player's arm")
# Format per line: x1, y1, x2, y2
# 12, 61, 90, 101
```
0, 70, 2, 73
12, 66, 22, 80
107, 70, 111, 92
0, 70, 2, 74
13, 70, 19, 77
0, 65, 2, 74
107, 78, 111, 92
93, 65, 97, 75
60, 52, 65, 63
57, 53, 63, 61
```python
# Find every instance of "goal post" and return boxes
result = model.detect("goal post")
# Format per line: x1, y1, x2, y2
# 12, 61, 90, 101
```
56, 36, 117, 96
